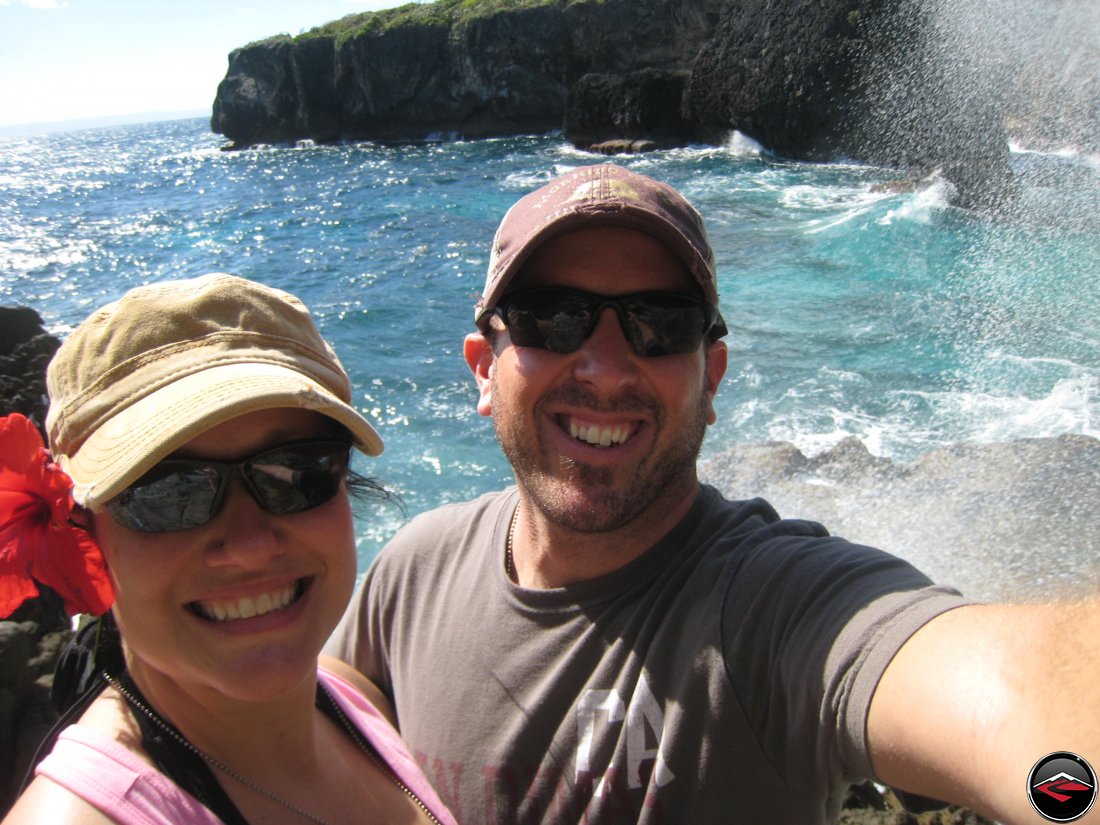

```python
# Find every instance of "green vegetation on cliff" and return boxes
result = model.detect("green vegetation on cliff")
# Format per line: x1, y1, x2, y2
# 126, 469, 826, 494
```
304, 0, 560, 42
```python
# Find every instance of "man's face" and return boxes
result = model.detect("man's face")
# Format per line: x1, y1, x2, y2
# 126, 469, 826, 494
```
465, 226, 727, 535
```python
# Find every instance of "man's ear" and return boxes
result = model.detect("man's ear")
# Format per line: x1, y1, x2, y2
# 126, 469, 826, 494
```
464, 332, 495, 417
703, 339, 728, 426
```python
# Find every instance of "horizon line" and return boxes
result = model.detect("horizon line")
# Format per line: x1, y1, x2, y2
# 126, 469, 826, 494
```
0, 109, 211, 139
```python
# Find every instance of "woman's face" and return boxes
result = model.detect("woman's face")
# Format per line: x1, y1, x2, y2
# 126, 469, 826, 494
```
93, 407, 358, 706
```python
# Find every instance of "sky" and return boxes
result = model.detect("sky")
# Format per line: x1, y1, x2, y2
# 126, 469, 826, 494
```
0, 0, 405, 130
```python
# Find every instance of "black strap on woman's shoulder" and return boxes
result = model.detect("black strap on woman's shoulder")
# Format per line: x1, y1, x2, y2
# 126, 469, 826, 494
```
31, 622, 356, 825
23, 614, 248, 824
51, 612, 121, 713
114, 670, 251, 825
123, 677, 357, 825
18, 614, 121, 796
17, 660, 105, 797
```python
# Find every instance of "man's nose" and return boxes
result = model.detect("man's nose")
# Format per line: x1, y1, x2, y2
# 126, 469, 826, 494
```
571, 307, 639, 392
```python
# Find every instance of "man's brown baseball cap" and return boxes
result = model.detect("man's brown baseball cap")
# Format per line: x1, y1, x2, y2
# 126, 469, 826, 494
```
476, 163, 719, 326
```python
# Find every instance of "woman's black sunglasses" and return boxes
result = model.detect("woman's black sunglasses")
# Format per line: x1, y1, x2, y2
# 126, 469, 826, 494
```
484, 287, 727, 358
106, 439, 352, 533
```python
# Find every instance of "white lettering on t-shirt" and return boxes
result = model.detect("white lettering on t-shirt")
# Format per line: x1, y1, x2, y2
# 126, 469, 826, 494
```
575, 675, 675, 794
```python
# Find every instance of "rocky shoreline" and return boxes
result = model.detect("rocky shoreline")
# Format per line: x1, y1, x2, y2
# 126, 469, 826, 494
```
700, 434, 1100, 603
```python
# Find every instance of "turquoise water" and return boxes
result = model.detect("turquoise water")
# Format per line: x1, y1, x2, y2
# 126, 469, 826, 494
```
1, 118, 1097, 565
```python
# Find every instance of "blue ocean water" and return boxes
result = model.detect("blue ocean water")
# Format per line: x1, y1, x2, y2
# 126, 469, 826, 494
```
1, 118, 1097, 566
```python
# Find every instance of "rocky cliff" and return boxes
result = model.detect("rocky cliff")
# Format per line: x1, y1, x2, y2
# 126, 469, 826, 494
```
208, 0, 1100, 209
212, 0, 721, 146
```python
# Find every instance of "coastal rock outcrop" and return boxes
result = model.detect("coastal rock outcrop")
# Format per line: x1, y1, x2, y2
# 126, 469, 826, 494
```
0, 307, 68, 814
212, 0, 719, 146
564, 69, 699, 151
0, 597, 70, 815
0, 306, 59, 430
681, 0, 1020, 210
700, 433, 1100, 602
208, 0, 1098, 209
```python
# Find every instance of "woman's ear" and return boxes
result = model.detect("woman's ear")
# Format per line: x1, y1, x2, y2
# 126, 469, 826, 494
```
464, 332, 495, 417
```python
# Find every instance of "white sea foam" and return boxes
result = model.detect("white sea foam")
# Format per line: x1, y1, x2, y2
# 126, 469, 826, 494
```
876, 178, 954, 226
1009, 140, 1084, 159
714, 369, 1099, 467
722, 130, 764, 157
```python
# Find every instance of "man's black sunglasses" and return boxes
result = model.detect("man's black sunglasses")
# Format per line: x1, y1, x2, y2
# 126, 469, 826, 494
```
106, 439, 352, 533
484, 287, 728, 358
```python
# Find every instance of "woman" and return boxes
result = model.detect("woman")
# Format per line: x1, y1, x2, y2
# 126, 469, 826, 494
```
0, 274, 455, 825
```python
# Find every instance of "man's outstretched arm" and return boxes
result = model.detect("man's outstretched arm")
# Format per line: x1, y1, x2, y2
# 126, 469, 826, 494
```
868, 599, 1100, 823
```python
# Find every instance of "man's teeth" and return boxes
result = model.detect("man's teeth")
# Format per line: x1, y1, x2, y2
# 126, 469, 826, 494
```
569, 420, 631, 447
196, 582, 299, 622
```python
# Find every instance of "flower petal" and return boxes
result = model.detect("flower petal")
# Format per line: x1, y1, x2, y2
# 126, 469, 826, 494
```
0, 530, 40, 615
0, 413, 114, 618
0, 413, 47, 478
31, 522, 114, 616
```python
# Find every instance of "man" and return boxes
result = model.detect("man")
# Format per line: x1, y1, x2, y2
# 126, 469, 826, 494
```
327, 164, 1098, 824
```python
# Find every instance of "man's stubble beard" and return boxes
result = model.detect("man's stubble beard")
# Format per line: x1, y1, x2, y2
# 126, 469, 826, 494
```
492, 372, 709, 535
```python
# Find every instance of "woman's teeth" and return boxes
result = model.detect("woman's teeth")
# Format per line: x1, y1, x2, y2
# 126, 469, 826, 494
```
569, 420, 631, 447
193, 581, 301, 622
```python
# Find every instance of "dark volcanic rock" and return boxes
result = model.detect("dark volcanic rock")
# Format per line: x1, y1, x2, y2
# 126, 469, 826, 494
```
212, 0, 720, 148
0, 306, 60, 433
0, 595, 70, 816
0, 309, 70, 815
564, 69, 698, 150
211, 38, 308, 147
587, 139, 662, 155
683, 0, 874, 157
338, 7, 567, 141
210, 0, 1010, 210
211, 0, 1097, 212
843, 1, 1019, 211
560, 0, 719, 76
682, 0, 1016, 210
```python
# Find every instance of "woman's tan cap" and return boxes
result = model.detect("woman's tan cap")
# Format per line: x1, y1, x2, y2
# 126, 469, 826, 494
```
46, 273, 383, 508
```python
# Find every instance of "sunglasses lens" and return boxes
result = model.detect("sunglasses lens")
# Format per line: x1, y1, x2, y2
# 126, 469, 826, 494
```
107, 441, 351, 533
108, 465, 222, 533
500, 290, 714, 357
246, 443, 350, 515
504, 291, 593, 353
622, 296, 711, 356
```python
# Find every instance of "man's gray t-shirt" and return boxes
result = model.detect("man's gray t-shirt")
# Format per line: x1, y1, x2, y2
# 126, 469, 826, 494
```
327, 484, 967, 824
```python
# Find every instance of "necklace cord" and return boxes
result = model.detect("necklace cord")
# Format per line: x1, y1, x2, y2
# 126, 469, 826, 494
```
102, 671, 443, 825
505, 502, 519, 582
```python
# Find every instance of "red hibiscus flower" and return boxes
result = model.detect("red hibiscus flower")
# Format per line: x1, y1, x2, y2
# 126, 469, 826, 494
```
0, 413, 114, 617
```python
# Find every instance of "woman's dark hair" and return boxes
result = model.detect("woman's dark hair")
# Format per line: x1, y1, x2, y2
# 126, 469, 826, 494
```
346, 468, 405, 515
325, 420, 406, 516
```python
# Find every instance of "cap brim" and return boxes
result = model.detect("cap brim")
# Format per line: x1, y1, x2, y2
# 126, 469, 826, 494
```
64, 362, 383, 509
478, 205, 716, 326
